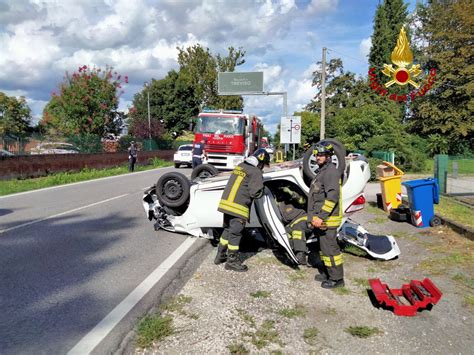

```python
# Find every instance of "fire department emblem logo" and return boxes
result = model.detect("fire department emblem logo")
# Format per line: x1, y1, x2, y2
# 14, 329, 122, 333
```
381, 26, 421, 88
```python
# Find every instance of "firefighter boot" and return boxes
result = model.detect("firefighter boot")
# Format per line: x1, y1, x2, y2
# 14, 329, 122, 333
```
225, 251, 248, 272
314, 271, 329, 282
214, 244, 227, 265
321, 279, 345, 289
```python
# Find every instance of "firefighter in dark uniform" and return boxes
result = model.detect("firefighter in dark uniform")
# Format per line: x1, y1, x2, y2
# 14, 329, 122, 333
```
308, 143, 344, 289
275, 186, 308, 265
214, 148, 270, 272
192, 139, 207, 168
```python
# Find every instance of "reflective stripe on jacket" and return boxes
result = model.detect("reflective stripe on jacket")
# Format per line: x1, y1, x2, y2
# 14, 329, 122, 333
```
218, 162, 264, 220
307, 162, 342, 228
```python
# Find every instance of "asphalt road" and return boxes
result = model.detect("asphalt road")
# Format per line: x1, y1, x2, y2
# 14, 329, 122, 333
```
0, 166, 209, 354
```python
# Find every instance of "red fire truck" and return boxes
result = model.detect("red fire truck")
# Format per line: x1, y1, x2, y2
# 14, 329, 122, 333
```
193, 109, 264, 170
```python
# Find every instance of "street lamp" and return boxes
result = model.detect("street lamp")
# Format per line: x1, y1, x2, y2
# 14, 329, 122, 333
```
144, 81, 151, 149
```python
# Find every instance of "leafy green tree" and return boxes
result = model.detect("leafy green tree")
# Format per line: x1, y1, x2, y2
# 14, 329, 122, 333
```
41, 65, 126, 137
129, 70, 198, 137
369, 0, 410, 83
294, 111, 319, 146
177, 44, 245, 110
408, 0, 474, 155
0, 92, 32, 136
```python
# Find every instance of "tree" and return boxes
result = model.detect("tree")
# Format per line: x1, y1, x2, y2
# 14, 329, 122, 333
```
129, 70, 199, 137
294, 111, 320, 146
369, 0, 410, 83
408, 0, 474, 154
0, 92, 32, 136
177, 44, 246, 110
41, 65, 126, 137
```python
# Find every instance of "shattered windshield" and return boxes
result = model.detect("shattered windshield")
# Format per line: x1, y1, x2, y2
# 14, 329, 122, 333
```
195, 116, 244, 135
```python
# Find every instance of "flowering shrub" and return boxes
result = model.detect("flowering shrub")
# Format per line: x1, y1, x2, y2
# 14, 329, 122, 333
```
41, 65, 127, 137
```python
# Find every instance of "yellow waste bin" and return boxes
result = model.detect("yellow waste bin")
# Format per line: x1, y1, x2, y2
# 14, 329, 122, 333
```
275, 149, 284, 163
377, 161, 404, 212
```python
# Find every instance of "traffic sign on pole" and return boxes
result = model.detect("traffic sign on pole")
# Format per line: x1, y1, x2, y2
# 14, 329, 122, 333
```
280, 116, 301, 144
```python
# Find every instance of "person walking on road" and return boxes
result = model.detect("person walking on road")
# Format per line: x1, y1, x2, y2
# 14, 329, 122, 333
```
128, 141, 138, 172
214, 148, 270, 272
308, 143, 344, 289
192, 138, 207, 169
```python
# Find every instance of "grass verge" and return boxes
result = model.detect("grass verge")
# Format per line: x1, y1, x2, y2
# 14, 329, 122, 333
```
277, 304, 306, 318
344, 326, 381, 338
435, 196, 474, 229
227, 343, 250, 354
250, 290, 271, 298
303, 327, 319, 345
136, 314, 174, 348
242, 320, 283, 350
0, 158, 172, 196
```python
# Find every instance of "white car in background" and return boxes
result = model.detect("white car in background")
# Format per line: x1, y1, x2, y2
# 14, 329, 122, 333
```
144, 139, 400, 264
173, 144, 193, 168
30, 142, 79, 155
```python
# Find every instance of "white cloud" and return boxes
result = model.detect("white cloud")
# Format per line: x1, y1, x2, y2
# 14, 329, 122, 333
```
359, 37, 371, 59
0, 0, 370, 137
306, 0, 338, 14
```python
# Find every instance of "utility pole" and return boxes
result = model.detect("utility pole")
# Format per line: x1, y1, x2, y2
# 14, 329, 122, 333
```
144, 82, 151, 151
320, 47, 326, 140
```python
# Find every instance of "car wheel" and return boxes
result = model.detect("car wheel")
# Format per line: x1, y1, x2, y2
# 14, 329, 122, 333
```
156, 172, 190, 208
429, 216, 442, 227
174, 163, 180, 169
302, 139, 346, 182
191, 164, 219, 181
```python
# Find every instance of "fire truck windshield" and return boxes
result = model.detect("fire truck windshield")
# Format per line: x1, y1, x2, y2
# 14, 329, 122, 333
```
195, 116, 244, 135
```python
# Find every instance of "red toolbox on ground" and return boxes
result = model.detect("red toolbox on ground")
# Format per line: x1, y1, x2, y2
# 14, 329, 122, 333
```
369, 278, 442, 316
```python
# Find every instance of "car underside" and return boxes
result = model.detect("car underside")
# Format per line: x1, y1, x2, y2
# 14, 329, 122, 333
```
143, 140, 400, 264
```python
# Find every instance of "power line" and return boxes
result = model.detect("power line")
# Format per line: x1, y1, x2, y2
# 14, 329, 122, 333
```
326, 47, 369, 66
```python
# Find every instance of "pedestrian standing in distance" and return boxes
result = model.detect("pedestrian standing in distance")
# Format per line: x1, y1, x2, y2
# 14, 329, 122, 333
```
214, 148, 270, 272
128, 141, 138, 172
308, 143, 345, 288
192, 138, 207, 168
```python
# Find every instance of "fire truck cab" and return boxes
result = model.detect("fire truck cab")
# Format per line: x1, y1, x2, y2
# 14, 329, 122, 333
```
193, 109, 263, 170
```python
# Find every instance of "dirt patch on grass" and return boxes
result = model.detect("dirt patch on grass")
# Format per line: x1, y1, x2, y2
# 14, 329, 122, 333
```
134, 211, 474, 354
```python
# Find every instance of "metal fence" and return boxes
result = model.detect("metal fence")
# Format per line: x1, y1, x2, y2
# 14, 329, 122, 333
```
435, 154, 474, 205
1, 134, 192, 155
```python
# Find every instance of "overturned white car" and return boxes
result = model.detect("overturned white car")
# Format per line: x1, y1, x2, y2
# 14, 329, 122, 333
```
143, 139, 400, 264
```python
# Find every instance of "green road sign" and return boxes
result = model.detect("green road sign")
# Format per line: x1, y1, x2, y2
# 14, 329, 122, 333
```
218, 72, 264, 94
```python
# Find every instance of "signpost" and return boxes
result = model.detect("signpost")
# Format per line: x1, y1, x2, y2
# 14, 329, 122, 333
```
218, 71, 294, 159
218, 72, 264, 95
280, 116, 301, 160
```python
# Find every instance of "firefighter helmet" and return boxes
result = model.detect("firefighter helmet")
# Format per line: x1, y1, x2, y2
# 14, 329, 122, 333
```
313, 143, 335, 156
253, 148, 271, 166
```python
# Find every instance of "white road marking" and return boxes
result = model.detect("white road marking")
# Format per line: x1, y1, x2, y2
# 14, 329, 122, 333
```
0, 193, 130, 234
67, 237, 197, 355
0, 166, 172, 200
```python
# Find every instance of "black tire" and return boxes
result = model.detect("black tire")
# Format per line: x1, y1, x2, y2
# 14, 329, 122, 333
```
430, 216, 442, 227
156, 172, 190, 208
302, 139, 346, 182
174, 163, 180, 169
191, 164, 219, 181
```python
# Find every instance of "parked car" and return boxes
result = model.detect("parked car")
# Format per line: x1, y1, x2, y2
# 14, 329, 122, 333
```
143, 139, 400, 264
30, 142, 80, 155
0, 149, 14, 157
173, 144, 193, 168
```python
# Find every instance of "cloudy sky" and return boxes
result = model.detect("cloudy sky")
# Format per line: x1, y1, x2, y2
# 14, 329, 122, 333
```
0, 0, 415, 134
